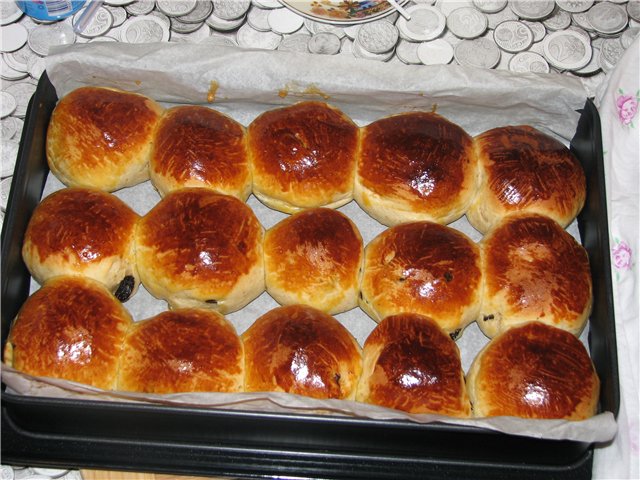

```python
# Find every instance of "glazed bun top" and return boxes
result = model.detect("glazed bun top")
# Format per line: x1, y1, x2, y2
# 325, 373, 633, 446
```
468, 125, 586, 233
46, 86, 163, 192
357, 313, 470, 417
117, 308, 244, 394
149, 105, 251, 200
242, 304, 362, 400
466, 322, 599, 420
479, 213, 592, 338
4, 276, 132, 390
247, 101, 359, 213
356, 111, 477, 226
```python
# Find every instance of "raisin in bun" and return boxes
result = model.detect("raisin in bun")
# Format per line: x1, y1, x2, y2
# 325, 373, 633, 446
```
479, 213, 592, 338
467, 125, 586, 233
357, 313, 470, 417
355, 111, 477, 226
135, 188, 264, 314
22, 187, 140, 302
264, 208, 363, 315
4, 276, 132, 390
46, 86, 163, 192
149, 105, 251, 200
117, 308, 243, 394
247, 101, 359, 213
359, 221, 482, 339
242, 304, 362, 400
466, 322, 599, 420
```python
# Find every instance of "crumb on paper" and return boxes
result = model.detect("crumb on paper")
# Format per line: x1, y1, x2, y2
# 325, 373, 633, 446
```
278, 82, 330, 100
207, 81, 219, 103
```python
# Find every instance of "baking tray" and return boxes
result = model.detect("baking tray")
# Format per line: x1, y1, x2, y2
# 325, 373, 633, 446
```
1, 73, 619, 479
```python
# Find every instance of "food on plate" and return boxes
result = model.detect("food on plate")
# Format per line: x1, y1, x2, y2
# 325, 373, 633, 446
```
357, 313, 471, 417
46, 86, 163, 192
264, 208, 364, 315
21, 187, 140, 302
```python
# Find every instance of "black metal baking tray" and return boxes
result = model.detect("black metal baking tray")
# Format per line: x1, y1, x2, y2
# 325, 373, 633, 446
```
1, 73, 619, 480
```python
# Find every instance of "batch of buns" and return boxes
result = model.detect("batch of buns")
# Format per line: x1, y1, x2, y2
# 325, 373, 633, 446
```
4, 85, 600, 421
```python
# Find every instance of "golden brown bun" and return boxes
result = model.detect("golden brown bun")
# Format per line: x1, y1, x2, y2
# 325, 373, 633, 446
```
46, 86, 163, 192
149, 105, 251, 200
467, 125, 586, 233
354, 112, 478, 226
4, 276, 132, 390
21, 187, 140, 302
466, 322, 599, 419
479, 213, 592, 338
359, 221, 482, 338
135, 188, 264, 314
242, 304, 362, 400
356, 313, 470, 417
117, 308, 243, 394
247, 101, 359, 213
264, 208, 363, 314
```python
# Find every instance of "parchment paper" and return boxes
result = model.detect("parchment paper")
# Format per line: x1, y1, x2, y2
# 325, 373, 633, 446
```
1, 42, 617, 443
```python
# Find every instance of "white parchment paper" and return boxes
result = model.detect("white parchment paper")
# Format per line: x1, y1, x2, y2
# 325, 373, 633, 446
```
1, 42, 617, 443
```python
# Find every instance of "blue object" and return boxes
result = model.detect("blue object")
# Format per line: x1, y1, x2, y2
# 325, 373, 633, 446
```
15, 0, 86, 21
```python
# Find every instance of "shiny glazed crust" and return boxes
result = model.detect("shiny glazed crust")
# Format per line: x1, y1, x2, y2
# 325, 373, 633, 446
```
247, 101, 359, 213
46, 86, 163, 192
21, 187, 140, 301
263, 208, 364, 315
466, 322, 599, 419
117, 308, 243, 394
4, 276, 133, 389
242, 304, 362, 400
359, 221, 482, 337
356, 313, 471, 416
354, 111, 478, 226
478, 213, 592, 337
149, 105, 251, 200
135, 188, 265, 314
467, 125, 586, 233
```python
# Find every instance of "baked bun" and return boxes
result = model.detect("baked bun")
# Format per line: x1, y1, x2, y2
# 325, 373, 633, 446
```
21, 187, 140, 302
357, 313, 470, 416
467, 125, 586, 233
247, 101, 359, 213
4, 276, 132, 390
354, 112, 477, 226
135, 188, 264, 314
264, 208, 363, 314
242, 304, 362, 400
117, 308, 243, 394
149, 105, 251, 200
359, 221, 482, 338
479, 213, 592, 338
466, 322, 599, 419
46, 86, 163, 192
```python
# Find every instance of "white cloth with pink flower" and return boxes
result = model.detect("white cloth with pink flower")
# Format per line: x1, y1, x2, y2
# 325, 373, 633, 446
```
592, 36, 640, 479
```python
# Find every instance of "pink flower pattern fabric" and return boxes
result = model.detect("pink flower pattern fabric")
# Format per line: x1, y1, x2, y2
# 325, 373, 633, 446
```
615, 90, 639, 127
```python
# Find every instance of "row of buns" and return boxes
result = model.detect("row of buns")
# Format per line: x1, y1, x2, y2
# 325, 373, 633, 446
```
4, 278, 599, 421
21, 187, 593, 340
46, 86, 586, 234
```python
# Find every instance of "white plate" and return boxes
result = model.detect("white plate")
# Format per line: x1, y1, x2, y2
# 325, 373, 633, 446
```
279, 0, 407, 25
